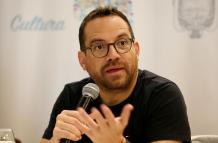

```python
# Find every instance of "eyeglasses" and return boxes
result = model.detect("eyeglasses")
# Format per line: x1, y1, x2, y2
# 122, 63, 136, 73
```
85, 38, 134, 58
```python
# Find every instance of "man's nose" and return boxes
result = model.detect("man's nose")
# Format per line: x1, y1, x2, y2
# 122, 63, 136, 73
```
106, 45, 120, 61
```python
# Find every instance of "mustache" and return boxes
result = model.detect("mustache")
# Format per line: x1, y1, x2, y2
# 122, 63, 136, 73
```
102, 59, 123, 70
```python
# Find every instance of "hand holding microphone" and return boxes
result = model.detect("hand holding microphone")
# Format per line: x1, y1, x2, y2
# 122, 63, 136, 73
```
51, 83, 99, 143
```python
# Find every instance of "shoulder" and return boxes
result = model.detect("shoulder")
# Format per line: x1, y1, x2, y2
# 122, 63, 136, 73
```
138, 69, 173, 85
135, 69, 184, 107
137, 69, 186, 113
137, 69, 180, 94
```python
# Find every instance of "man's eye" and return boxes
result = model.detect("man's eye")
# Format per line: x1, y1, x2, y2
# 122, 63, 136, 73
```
96, 45, 103, 49
93, 44, 105, 50
117, 40, 128, 46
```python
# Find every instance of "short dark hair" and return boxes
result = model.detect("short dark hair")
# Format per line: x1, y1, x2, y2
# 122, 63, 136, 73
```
79, 6, 135, 51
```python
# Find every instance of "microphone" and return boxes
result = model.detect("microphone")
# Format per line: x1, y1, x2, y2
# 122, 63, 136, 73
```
64, 83, 99, 143
77, 83, 99, 109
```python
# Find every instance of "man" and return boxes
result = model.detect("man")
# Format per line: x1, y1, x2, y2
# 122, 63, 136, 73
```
40, 7, 191, 143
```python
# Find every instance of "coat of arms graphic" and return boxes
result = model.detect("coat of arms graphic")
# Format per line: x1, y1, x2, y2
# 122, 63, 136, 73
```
72, 0, 133, 22
173, 0, 217, 39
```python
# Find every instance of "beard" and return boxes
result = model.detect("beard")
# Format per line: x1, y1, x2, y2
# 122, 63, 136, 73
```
90, 58, 138, 91
101, 68, 131, 90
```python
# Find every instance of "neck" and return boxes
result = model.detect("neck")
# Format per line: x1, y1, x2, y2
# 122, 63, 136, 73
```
99, 71, 138, 106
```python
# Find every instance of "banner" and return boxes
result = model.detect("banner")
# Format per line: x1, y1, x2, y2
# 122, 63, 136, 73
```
0, 0, 218, 142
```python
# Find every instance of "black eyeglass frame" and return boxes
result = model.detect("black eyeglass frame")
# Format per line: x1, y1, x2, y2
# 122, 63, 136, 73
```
84, 38, 135, 58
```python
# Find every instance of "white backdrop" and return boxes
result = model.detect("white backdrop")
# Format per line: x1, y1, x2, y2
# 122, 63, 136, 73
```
0, 0, 218, 143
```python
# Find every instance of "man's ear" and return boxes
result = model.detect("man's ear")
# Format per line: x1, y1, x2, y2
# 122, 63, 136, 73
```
133, 41, 140, 60
78, 51, 86, 70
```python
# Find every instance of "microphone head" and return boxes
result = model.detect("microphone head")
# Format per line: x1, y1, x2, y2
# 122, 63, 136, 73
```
82, 83, 99, 100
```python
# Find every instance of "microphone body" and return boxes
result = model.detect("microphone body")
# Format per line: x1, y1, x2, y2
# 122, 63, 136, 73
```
76, 95, 94, 109
64, 83, 99, 143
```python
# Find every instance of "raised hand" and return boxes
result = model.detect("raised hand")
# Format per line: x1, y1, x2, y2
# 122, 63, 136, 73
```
78, 104, 133, 143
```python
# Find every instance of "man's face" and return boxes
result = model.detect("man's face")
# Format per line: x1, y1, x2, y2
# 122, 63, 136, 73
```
78, 16, 140, 90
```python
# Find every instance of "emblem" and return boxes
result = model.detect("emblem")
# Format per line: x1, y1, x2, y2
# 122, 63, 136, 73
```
173, 0, 217, 39
73, 0, 133, 22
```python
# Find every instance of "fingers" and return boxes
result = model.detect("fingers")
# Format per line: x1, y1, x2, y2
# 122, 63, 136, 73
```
100, 104, 116, 125
53, 110, 89, 141
53, 126, 81, 141
59, 110, 89, 131
90, 107, 109, 128
62, 110, 90, 129
120, 104, 134, 127
56, 118, 81, 137
77, 107, 98, 130
100, 104, 133, 127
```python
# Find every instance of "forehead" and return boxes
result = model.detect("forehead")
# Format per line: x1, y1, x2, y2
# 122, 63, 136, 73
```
84, 16, 131, 42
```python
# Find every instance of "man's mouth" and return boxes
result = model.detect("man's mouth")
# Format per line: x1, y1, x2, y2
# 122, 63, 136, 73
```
105, 67, 124, 74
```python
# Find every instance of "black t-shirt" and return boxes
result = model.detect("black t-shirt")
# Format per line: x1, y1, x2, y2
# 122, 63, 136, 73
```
42, 69, 191, 143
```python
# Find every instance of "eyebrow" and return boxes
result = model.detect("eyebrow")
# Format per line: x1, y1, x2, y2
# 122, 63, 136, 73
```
89, 33, 131, 44
116, 33, 130, 39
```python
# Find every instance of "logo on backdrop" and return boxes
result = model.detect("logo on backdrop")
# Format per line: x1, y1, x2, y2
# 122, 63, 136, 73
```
72, 0, 133, 23
10, 0, 133, 32
173, 0, 217, 39
10, 15, 65, 31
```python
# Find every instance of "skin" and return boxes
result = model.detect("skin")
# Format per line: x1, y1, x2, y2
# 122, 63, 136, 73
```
40, 16, 182, 143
